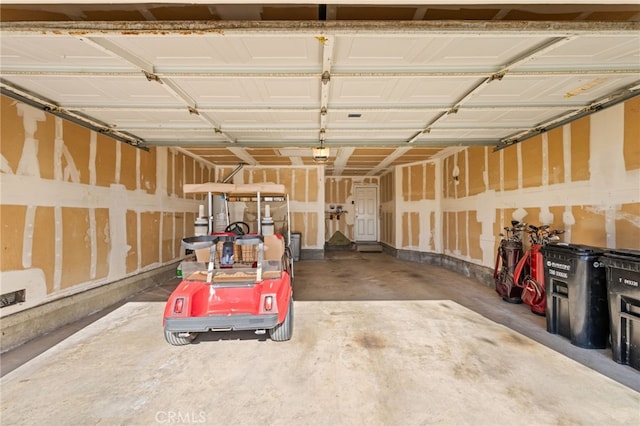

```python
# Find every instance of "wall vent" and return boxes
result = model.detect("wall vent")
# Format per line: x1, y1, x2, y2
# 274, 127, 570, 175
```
1, 289, 26, 308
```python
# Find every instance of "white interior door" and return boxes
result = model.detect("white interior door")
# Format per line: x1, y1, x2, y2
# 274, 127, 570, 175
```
354, 186, 378, 242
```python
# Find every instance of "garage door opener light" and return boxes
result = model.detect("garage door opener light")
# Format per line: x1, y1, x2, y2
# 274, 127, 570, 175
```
312, 143, 329, 163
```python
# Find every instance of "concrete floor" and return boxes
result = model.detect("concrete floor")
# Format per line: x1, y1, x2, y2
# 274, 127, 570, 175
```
1, 251, 639, 425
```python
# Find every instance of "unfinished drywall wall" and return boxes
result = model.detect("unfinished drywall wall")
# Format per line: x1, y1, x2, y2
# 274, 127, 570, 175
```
395, 157, 447, 252
325, 176, 379, 243
438, 97, 639, 269
394, 97, 639, 270
0, 96, 212, 316
380, 171, 395, 247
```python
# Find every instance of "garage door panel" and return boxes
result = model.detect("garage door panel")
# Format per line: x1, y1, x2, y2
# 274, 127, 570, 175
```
173, 77, 320, 106
440, 108, 572, 129
4, 75, 176, 107
426, 127, 517, 140
209, 110, 319, 127
109, 35, 322, 71
520, 36, 640, 70
467, 75, 640, 106
332, 34, 548, 71
0, 36, 136, 71
327, 110, 441, 129
330, 76, 473, 105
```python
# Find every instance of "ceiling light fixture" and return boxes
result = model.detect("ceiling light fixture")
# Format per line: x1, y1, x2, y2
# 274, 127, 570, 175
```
312, 143, 330, 163
313, 129, 329, 163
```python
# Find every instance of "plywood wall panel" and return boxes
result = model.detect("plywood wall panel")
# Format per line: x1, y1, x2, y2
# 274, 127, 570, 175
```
381, 172, 392, 203
444, 157, 455, 198
571, 205, 606, 247
61, 122, 91, 185
96, 134, 117, 187
174, 212, 185, 257
468, 210, 482, 261
503, 145, 518, 191
429, 211, 436, 249
126, 210, 138, 274
120, 142, 137, 191
457, 211, 466, 256
139, 149, 157, 195
409, 164, 423, 201
94, 208, 110, 280
467, 146, 485, 196
548, 205, 566, 233
402, 166, 410, 202
457, 153, 467, 198
617, 202, 640, 249
487, 151, 501, 191
411, 212, 420, 246
307, 212, 318, 246
292, 212, 304, 238
0, 205, 26, 271
445, 211, 456, 253
426, 163, 436, 200
548, 128, 565, 185
0, 98, 24, 174
140, 212, 160, 267
521, 135, 543, 189
161, 212, 174, 263
36, 117, 55, 181
166, 150, 175, 195
279, 168, 293, 192
184, 155, 194, 198
623, 96, 640, 171
61, 207, 92, 289
263, 168, 278, 185
309, 168, 319, 202
571, 118, 591, 182
174, 152, 185, 198
293, 169, 306, 202
402, 212, 409, 247
32, 206, 56, 294
380, 211, 391, 245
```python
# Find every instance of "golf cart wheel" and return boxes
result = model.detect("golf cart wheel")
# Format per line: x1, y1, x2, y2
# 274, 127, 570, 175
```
269, 297, 294, 342
164, 328, 196, 346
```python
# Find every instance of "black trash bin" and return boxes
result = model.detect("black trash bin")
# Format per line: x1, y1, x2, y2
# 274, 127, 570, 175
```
290, 232, 301, 262
601, 249, 640, 370
542, 243, 609, 349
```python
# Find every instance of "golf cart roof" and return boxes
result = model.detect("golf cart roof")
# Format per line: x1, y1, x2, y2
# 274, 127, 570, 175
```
183, 182, 287, 196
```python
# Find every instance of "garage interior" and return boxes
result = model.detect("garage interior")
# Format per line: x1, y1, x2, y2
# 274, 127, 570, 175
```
1, 1, 640, 424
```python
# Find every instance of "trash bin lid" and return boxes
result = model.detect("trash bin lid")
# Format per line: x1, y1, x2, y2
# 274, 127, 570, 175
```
542, 242, 605, 256
604, 248, 640, 259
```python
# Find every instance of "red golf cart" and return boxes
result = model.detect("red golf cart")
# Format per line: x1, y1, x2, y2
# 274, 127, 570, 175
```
163, 183, 294, 345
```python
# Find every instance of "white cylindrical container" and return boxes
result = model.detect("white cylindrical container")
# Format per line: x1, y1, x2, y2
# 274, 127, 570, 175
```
194, 204, 209, 236
261, 204, 274, 235
194, 218, 209, 236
